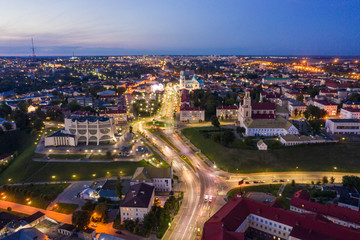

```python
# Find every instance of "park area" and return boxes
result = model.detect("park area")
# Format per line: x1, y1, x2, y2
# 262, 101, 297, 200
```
0, 129, 153, 184
182, 127, 360, 173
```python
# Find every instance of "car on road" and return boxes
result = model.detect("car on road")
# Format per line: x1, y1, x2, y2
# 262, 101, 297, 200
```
279, 180, 285, 182
116, 231, 122, 235
253, 181, 259, 184
272, 180, 278, 182
245, 181, 250, 184
204, 195, 209, 202
209, 196, 213, 203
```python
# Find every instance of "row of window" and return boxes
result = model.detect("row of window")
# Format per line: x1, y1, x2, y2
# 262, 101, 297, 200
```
251, 222, 287, 237
251, 216, 290, 232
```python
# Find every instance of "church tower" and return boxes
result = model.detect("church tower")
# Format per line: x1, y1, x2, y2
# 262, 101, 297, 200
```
238, 90, 252, 126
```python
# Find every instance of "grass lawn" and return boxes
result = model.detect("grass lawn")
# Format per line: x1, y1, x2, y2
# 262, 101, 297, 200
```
227, 184, 281, 200
144, 143, 170, 168
0, 129, 34, 155
0, 183, 70, 209
52, 202, 79, 214
159, 134, 180, 152
182, 127, 360, 173
48, 154, 86, 159
146, 121, 166, 127
147, 128, 161, 133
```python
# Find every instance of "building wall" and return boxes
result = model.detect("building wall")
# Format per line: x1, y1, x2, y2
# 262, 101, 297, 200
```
120, 190, 154, 223
180, 110, 205, 122
325, 120, 360, 135
216, 109, 238, 120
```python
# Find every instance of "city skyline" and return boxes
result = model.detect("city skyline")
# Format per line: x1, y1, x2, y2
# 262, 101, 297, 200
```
0, 0, 360, 56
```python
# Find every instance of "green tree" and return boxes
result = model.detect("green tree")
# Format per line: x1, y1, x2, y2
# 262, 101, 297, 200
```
67, 100, 81, 112
296, 95, 304, 103
210, 116, 220, 128
0, 102, 12, 118
72, 210, 90, 231
303, 105, 327, 120
33, 118, 44, 131
291, 180, 296, 187
17, 101, 27, 113
115, 177, 123, 199
11, 110, 29, 128
349, 93, 360, 102
221, 130, 235, 146
92, 202, 108, 223
330, 176, 335, 184
322, 176, 328, 184
2, 122, 13, 131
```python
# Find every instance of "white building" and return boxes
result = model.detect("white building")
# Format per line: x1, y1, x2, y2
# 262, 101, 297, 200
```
131, 165, 172, 192
99, 109, 128, 125
180, 107, 205, 122
45, 115, 117, 146
311, 100, 338, 117
244, 116, 299, 137
257, 140, 267, 150
340, 108, 360, 119
216, 106, 238, 120
44, 129, 77, 146
279, 134, 327, 146
120, 183, 154, 223
325, 119, 360, 135
179, 70, 204, 90
262, 77, 290, 85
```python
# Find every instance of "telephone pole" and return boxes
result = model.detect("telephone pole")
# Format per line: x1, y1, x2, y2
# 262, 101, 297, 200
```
31, 37, 36, 60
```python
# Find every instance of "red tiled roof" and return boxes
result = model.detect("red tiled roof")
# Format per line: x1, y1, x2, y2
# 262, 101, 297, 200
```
216, 106, 238, 110
252, 114, 275, 119
291, 190, 360, 225
180, 106, 205, 111
251, 102, 276, 110
202, 196, 360, 240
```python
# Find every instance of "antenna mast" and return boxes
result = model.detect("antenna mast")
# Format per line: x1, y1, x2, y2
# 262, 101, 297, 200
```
31, 37, 36, 60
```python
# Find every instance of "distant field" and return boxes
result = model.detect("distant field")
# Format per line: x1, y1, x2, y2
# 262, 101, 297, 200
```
182, 127, 360, 173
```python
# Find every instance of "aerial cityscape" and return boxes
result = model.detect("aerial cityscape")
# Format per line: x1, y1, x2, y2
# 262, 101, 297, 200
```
0, 1, 360, 240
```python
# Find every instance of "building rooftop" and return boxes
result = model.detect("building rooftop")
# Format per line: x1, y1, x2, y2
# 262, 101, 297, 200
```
327, 118, 360, 123
121, 183, 154, 208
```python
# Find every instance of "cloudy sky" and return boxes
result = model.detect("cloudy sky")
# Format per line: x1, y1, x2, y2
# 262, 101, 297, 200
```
0, 0, 359, 56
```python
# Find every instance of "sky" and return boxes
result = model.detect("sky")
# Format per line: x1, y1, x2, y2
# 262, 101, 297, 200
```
0, 0, 359, 56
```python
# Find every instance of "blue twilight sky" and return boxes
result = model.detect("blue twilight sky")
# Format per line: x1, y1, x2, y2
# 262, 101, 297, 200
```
0, 0, 359, 56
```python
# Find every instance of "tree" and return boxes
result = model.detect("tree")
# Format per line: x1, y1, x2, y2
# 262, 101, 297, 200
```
33, 118, 44, 131
349, 93, 360, 102
92, 202, 108, 223
308, 119, 322, 135
123, 220, 136, 233
81, 200, 96, 212
2, 122, 13, 131
7, 207, 11, 212
17, 101, 27, 113
67, 100, 81, 112
72, 210, 90, 231
303, 105, 327, 120
11, 110, 29, 128
296, 95, 304, 103
330, 176, 335, 184
0, 102, 11, 118
115, 177, 123, 199
221, 130, 235, 146
291, 180, 296, 187
294, 109, 298, 117
210, 116, 220, 128
322, 176, 328, 184
129, 126, 133, 133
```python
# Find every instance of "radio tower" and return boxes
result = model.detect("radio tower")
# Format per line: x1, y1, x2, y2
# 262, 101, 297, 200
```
31, 37, 36, 60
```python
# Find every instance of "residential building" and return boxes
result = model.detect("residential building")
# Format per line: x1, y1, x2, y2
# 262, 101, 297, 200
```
58, 223, 76, 237
290, 190, 360, 229
312, 100, 338, 117
131, 165, 172, 192
83, 228, 96, 240
340, 107, 360, 119
343, 101, 360, 109
325, 118, 360, 135
243, 116, 299, 137
279, 134, 328, 146
287, 100, 307, 117
262, 77, 290, 85
202, 195, 360, 240
180, 106, 205, 122
216, 106, 238, 120
120, 183, 155, 223
99, 109, 128, 125
98, 180, 120, 201
3, 228, 49, 240
68, 96, 93, 107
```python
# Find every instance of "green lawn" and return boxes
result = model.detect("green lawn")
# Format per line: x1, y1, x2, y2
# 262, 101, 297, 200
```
52, 202, 79, 214
0, 183, 70, 209
227, 184, 281, 200
0, 208, 30, 217
180, 155, 195, 170
146, 121, 166, 127
48, 154, 86, 159
182, 127, 360, 173
144, 143, 170, 168
0, 129, 34, 155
